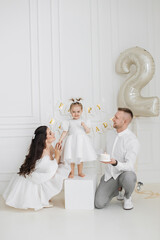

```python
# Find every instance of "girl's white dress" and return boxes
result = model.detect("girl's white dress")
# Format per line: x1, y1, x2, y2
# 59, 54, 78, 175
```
61, 119, 97, 164
3, 156, 70, 210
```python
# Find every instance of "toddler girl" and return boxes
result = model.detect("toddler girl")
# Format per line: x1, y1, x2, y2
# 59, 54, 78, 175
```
58, 98, 97, 178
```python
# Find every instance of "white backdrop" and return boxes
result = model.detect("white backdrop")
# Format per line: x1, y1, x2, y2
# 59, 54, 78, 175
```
0, 0, 160, 193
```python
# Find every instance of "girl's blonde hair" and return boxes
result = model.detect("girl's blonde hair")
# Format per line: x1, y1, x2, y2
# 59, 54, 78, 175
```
70, 98, 83, 111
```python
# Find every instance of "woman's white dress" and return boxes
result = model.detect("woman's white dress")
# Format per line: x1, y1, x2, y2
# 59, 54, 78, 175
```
3, 156, 70, 210
61, 119, 97, 164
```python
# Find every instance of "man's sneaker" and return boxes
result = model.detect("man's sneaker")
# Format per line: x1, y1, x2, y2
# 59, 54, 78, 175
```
123, 197, 133, 210
117, 191, 124, 200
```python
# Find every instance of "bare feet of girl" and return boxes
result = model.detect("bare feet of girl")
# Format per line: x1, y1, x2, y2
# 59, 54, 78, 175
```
78, 173, 85, 177
69, 172, 74, 178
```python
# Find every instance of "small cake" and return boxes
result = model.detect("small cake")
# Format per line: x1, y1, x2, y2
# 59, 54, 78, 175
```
99, 153, 110, 162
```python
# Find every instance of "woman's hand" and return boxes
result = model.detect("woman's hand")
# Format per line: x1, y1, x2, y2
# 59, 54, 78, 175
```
54, 143, 62, 163
58, 140, 63, 145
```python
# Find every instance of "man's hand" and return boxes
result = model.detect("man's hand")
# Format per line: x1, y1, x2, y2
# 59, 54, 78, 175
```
101, 158, 117, 165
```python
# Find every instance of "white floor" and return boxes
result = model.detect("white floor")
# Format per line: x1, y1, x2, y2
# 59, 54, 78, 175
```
0, 183, 160, 240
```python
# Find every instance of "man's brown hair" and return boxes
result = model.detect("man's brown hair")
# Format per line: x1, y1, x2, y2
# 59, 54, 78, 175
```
118, 107, 133, 119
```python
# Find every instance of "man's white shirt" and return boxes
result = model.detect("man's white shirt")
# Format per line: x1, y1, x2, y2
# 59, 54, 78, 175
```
104, 128, 140, 182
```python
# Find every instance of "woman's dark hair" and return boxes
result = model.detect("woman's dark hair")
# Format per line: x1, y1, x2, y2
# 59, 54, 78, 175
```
18, 126, 47, 177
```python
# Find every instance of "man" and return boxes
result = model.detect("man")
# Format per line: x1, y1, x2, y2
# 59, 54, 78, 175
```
95, 108, 139, 210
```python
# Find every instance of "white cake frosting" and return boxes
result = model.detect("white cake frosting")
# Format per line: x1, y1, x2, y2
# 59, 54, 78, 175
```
99, 153, 110, 162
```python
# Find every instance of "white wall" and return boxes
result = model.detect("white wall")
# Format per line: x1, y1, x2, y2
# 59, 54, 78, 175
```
0, 0, 160, 193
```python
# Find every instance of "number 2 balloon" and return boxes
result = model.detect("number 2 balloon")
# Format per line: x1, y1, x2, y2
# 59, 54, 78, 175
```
116, 46, 159, 117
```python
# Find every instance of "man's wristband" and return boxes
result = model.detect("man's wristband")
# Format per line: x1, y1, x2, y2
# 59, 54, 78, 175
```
112, 160, 118, 166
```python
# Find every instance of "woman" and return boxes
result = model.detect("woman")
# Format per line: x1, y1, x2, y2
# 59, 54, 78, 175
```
3, 126, 70, 210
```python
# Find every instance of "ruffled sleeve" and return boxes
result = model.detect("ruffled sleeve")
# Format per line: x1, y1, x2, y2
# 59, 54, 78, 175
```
28, 156, 58, 184
62, 120, 69, 131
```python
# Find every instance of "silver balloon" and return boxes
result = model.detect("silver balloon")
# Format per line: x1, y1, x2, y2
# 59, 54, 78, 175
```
116, 46, 159, 117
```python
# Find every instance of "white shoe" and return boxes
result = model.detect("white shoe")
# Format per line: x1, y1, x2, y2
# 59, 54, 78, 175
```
117, 191, 124, 200
123, 197, 133, 210
44, 204, 54, 208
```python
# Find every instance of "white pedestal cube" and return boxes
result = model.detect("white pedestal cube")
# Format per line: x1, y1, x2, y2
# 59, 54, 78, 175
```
64, 174, 97, 210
